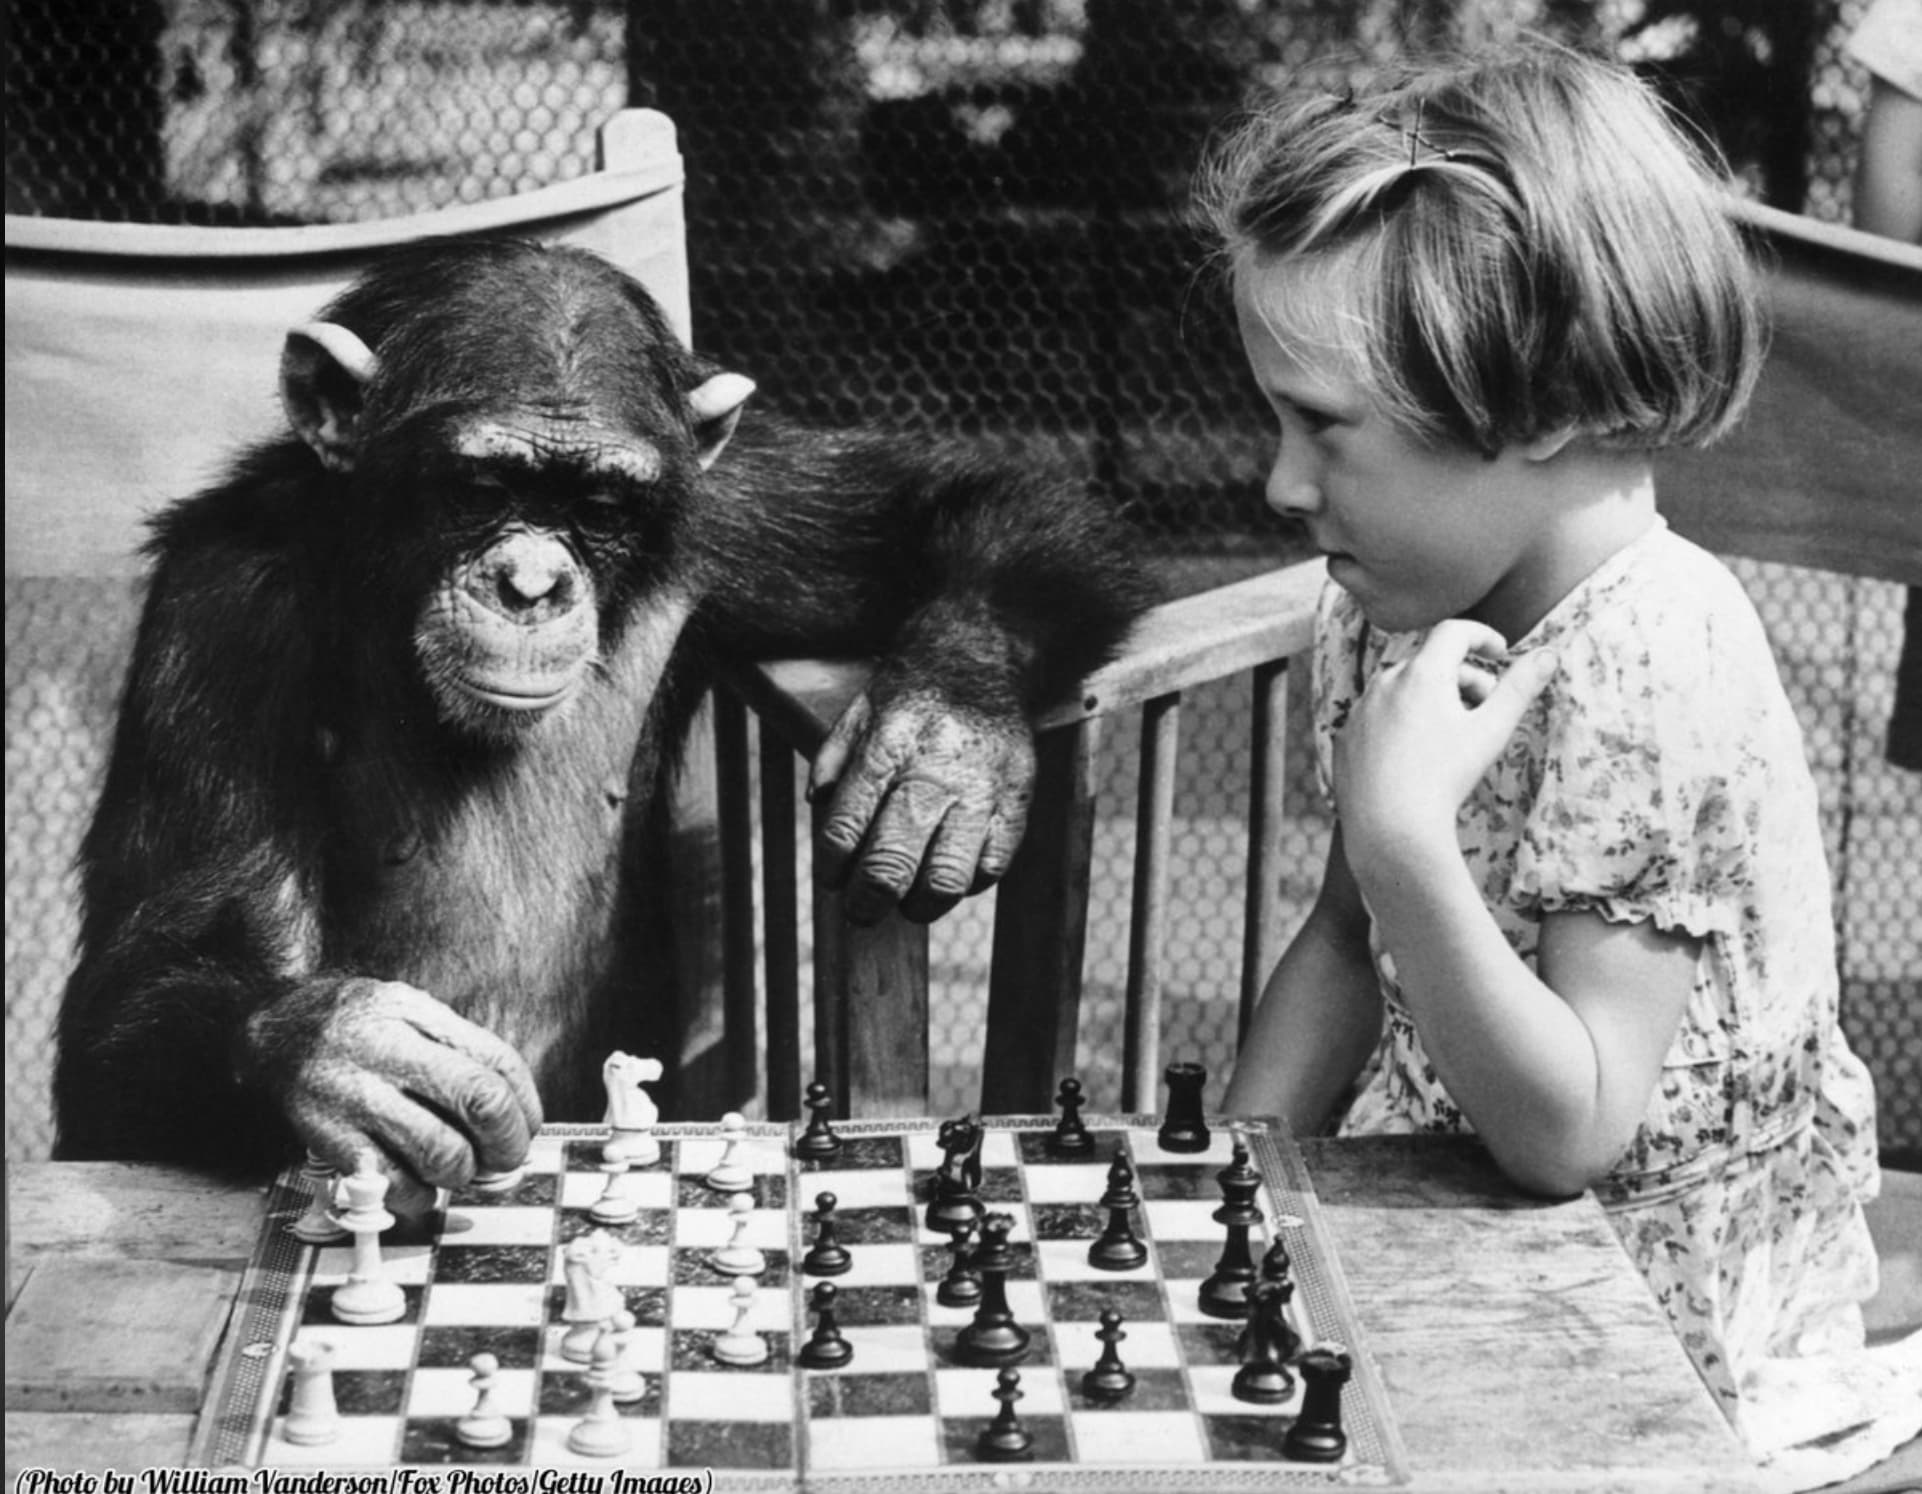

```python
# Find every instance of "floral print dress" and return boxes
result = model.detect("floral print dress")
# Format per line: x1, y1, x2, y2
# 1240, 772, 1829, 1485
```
1313, 519, 1887, 1450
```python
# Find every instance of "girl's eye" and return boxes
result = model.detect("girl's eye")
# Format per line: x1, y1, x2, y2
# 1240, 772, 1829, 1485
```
1291, 402, 1339, 434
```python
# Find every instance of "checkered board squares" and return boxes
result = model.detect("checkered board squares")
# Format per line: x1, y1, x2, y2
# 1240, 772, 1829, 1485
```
195, 1115, 1407, 1491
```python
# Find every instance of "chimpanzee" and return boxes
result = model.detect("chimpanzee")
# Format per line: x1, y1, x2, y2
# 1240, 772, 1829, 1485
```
52, 238, 1151, 1204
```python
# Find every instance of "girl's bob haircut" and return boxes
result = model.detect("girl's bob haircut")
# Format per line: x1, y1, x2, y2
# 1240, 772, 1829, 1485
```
1196, 43, 1765, 455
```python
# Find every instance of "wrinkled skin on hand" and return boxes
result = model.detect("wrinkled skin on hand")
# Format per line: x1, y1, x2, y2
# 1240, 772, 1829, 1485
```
243, 978, 544, 1213
810, 675, 1036, 928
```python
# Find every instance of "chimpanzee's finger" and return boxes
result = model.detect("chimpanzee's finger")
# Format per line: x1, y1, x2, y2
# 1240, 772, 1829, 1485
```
809, 692, 875, 805
842, 777, 954, 925
380, 983, 545, 1139
898, 807, 985, 924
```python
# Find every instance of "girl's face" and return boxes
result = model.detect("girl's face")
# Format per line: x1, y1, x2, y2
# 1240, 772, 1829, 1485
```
1234, 261, 1564, 640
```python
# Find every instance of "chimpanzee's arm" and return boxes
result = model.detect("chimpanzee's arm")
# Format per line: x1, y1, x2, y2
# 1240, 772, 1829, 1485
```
689, 417, 1155, 923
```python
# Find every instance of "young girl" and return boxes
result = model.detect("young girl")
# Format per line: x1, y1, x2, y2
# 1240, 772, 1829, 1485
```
1204, 44, 1917, 1480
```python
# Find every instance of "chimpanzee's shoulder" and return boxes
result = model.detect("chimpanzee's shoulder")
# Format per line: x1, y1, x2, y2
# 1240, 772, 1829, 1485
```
142, 439, 322, 566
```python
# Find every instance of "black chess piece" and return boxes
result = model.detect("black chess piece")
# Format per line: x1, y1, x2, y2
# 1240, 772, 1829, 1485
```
1157, 1060, 1210, 1153
1199, 1138, 1264, 1318
792, 1081, 844, 1161
1230, 1278, 1300, 1405
937, 1216, 983, 1308
1048, 1076, 1095, 1157
1282, 1348, 1352, 1462
1260, 1233, 1293, 1287
1087, 1149, 1148, 1271
975, 1367, 1035, 1462
954, 1213, 1031, 1366
797, 1282, 854, 1369
802, 1191, 852, 1277
1080, 1308, 1136, 1401
925, 1114, 985, 1234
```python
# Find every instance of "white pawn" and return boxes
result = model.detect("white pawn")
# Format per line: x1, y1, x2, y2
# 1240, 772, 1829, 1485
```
561, 1232, 624, 1364
282, 1339, 341, 1446
589, 1146, 642, 1226
711, 1275, 769, 1367
710, 1193, 766, 1276
601, 1309, 647, 1402
455, 1352, 513, 1450
288, 1151, 348, 1244
566, 1333, 631, 1458
469, 1162, 525, 1193
329, 1152, 404, 1325
704, 1112, 755, 1193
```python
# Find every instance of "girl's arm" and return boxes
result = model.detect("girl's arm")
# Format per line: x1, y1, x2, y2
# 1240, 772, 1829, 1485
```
1223, 825, 1384, 1132
1336, 620, 1696, 1196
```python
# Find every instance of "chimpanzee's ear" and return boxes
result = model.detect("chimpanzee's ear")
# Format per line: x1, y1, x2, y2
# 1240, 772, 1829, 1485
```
281, 322, 378, 473
687, 372, 755, 471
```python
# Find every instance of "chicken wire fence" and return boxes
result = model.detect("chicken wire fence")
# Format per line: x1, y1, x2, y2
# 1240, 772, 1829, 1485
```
7, 0, 1916, 1161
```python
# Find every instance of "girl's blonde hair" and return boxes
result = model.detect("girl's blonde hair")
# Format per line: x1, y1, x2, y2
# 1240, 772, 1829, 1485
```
1197, 43, 1764, 455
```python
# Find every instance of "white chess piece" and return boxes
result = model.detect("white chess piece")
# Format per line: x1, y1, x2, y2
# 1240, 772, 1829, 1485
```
711, 1275, 769, 1366
589, 1144, 643, 1225
455, 1351, 514, 1449
704, 1112, 755, 1193
710, 1192, 767, 1276
288, 1150, 348, 1244
329, 1152, 405, 1325
282, 1339, 341, 1446
601, 1051, 663, 1166
601, 1309, 647, 1402
561, 1231, 625, 1363
566, 1333, 632, 1458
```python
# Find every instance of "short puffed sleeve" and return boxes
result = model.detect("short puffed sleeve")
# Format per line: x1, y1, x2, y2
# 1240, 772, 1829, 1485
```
1310, 580, 1369, 812
1503, 601, 1761, 941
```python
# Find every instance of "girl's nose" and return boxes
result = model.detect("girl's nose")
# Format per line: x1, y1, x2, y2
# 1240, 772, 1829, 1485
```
1264, 439, 1322, 518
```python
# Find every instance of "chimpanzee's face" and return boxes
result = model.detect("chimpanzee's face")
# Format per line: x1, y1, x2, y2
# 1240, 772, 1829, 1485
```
277, 245, 753, 742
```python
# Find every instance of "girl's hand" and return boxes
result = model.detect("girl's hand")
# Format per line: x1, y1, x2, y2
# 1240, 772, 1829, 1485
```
1334, 619, 1558, 858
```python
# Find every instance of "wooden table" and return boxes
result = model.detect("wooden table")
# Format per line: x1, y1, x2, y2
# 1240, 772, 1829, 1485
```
3, 1137, 1758, 1492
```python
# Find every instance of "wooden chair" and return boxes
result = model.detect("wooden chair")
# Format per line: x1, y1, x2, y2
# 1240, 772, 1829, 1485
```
716, 196, 1922, 1124
2, 110, 730, 1157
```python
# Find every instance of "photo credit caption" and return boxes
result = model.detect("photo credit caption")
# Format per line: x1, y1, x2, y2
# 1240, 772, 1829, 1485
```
14, 1472, 714, 1494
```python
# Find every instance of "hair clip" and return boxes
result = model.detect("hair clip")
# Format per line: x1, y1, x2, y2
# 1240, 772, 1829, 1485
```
1403, 98, 1455, 169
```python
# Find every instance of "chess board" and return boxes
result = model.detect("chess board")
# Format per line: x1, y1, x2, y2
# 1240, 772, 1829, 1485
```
195, 1115, 1408, 1489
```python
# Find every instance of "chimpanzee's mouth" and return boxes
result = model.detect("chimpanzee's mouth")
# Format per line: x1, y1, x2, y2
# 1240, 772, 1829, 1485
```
456, 678, 574, 712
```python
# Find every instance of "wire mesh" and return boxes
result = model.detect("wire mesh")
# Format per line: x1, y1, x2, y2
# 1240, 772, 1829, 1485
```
5, 0, 1915, 1165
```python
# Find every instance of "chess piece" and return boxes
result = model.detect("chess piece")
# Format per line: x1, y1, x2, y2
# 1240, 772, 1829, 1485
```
797, 1282, 854, 1369
589, 1143, 643, 1225
711, 1275, 770, 1367
1260, 1233, 1293, 1287
282, 1339, 341, 1446
711, 1192, 768, 1276
1282, 1347, 1352, 1462
454, 1351, 514, 1450
604, 1309, 647, 1402
1048, 1076, 1095, 1157
288, 1151, 348, 1244
1199, 1137, 1264, 1318
925, 1114, 985, 1234
567, 1332, 632, 1458
1157, 1060, 1210, 1153
975, 1367, 1034, 1462
1080, 1308, 1136, 1401
561, 1231, 625, 1363
1087, 1150, 1148, 1271
704, 1111, 755, 1193
936, 1216, 983, 1308
955, 1212, 1030, 1367
792, 1080, 844, 1160
802, 1191, 853, 1276
602, 1051, 663, 1166
329, 1152, 406, 1325
1231, 1278, 1300, 1405
468, 1164, 525, 1193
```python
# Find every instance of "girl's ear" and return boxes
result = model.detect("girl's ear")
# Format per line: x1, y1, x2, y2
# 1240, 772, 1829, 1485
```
1519, 426, 1581, 463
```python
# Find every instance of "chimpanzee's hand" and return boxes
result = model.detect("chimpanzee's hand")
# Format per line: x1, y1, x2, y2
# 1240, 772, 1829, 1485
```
243, 978, 544, 1214
811, 682, 1036, 927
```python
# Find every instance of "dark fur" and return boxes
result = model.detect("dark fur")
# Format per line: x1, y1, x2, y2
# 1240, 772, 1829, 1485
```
52, 239, 1150, 1171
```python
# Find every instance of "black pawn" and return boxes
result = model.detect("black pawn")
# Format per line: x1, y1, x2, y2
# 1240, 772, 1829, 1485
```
1080, 1308, 1135, 1402
975, 1367, 1034, 1462
1048, 1076, 1095, 1157
803, 1191, 852, 1277
797, 1282, 853, 1369
955, 1214, 1030, 1366
937, 1217, 983, 1308
1157, 1060, 1210, 1153
1087, 1150, 1148, 1272
1199, 1139, 1264, 1318
792, 1081, 843, 1161
1282, 1348, 1351, 1463
1231, 1278, 1300, 1405
1260, 1233, 1293, 1287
